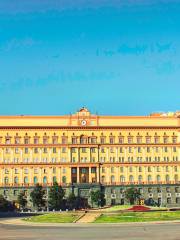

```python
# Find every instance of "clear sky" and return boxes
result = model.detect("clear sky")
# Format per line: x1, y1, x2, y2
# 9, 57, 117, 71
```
0, 0, 180, 116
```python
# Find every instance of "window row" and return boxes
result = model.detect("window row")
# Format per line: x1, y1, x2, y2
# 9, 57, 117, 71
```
102, 174, 179, 183
2, 134, 178, 145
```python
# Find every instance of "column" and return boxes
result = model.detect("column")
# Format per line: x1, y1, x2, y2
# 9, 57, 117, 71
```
116, 147, 118, 162
89, 167, 91, 183
77, 167, 79, 183
68, 148, 71, 162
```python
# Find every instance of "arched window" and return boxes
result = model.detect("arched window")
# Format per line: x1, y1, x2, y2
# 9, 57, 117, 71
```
34, 176, 38, 184
14, 177, 18, 184
120, 175, 125, 183
62, 176, 66, 184
24, 176, 28, 184
111, 175, 115, 183
53, 176, 57, 183
101, 176, 106, 183
138, 175, 143, 183
147, 175, 152, 183
129, 175, 134, 183
175, 174, 178, 182
4, 177, 8, 184
43, 176, 47, 184
157, 175, 161, 183
80, 135, 87, 144
166, 175, 170, 183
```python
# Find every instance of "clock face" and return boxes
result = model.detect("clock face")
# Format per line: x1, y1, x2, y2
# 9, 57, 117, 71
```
81, 120, 87, 126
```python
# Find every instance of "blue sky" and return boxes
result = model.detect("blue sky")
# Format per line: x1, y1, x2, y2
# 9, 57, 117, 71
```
0, 0, 180, 116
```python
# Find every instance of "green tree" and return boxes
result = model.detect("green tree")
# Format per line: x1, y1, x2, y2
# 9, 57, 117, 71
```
67, 192, 77, 210
125, 187, 141, 205
0, 195, 9, 211
17, 191, 27, 210
90, 190, 105, 208
48, 182, 65, 210
30, 184, 46, 210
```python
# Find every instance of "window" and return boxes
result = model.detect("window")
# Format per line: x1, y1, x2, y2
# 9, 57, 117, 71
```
71, 148, 76, 153
62, 137, 67, 144
91, 167, 96, 173
109, 137, 114, 144
53, 176, 57, 183
90, 137, 97, 144
138, 175, 143, 183
129, 175, 134, 183
119, 137, 124, 144
15, 148, 19, 154
34, 176, 38, 184
173, 147, 177, 152
147, 175, 152, 182
82, 147, 86, 153
24, 168, 28, 174
52, 137, 58, 144
119, 147, 123, 153
15, 137, 20, 144
101, 147, 104, 153
146, 137, 151, 144
172, 137, 177, 144
62, 168, 66, 174
4, 177, 8, 184
157, 175, 161, 183
137, 147, 141, 153
154, 137, 159, 144
34, 148, 38, 153
14, 177, 18, 184
62, 147, 66, 153
100, 137, 105, 144
111, 175, 115, 183
43, 176, 47, 184
5, 138, 11, 144
14, 168, 18, 174
34, 138, 39, 144
111, 167, 115, 173
91, 147, 96, 153
166, 175, 170, 183
62, 176, 66, 183
24, 148, 28, 154
24, 177, 28, 184
120, 167, 124, 173
72, 137, 77, 144
53, 167, 56, 174
43, 137, 48, 144
164, 137, 168, 144
52, 147, 56, 153
43, 148, 47, 153
137, 137, 142, 144
128, 137, 133, 144
24, 138, 29, 144
120, 175, 125, 183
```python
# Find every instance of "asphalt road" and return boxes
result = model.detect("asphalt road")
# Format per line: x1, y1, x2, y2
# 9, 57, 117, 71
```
0, 222, 180, 240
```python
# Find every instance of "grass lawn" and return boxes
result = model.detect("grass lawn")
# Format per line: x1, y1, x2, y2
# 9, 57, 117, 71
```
24, 213, 80, 223
94, 211, 180, 223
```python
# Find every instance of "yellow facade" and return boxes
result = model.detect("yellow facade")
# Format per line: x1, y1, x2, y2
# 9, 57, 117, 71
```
0, 107, 180, 187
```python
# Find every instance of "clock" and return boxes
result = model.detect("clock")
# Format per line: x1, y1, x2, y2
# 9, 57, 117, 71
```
81, 120, 87, 126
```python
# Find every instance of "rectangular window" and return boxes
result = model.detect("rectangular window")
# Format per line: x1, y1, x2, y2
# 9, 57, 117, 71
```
52, 147, 56, 153
24, 148, 28, 154
72, 137, 77, 144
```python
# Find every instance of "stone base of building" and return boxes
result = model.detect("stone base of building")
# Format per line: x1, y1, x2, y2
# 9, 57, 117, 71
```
1, 184, 180, 209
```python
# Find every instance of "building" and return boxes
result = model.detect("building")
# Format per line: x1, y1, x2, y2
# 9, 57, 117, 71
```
0, 107, 180, 207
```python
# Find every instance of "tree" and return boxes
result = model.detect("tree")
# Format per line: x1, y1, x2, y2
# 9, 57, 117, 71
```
0, 195, 9, 211
67, 192, 77, 210
17, 191, 27, 210
48, 182, 65, 210
90, 190, 105, 208
125, 187, 141, 205
30, 184, 46, 210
